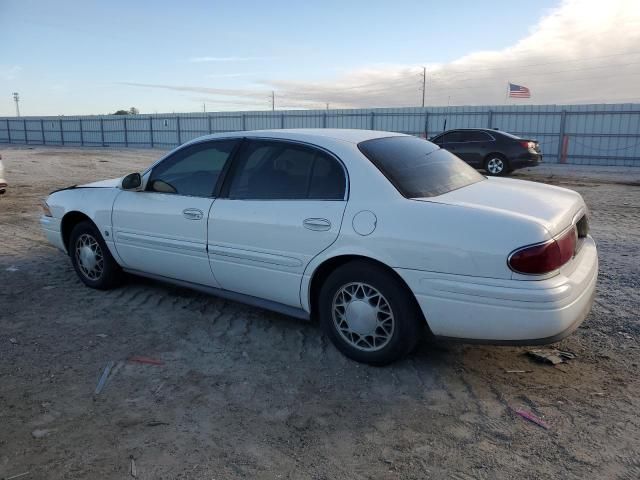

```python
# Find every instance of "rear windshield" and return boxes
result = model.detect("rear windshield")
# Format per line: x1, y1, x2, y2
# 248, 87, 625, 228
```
358, 136, 485, 198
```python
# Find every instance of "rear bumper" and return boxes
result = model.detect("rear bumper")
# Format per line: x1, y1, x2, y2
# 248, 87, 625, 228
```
40, 216, 66, 252
396, 235, 598, 343
511, 152, 542, 169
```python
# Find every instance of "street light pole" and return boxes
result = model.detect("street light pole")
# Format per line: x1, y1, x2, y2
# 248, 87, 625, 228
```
13, 92, 20, 117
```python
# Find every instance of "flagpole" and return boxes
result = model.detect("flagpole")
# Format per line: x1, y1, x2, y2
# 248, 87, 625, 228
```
505, 82, 509, 105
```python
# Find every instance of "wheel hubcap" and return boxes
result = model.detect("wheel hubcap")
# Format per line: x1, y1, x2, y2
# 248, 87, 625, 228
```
75, 233, 104, 280
487, 158, 504, 174
332, 282, 394, 352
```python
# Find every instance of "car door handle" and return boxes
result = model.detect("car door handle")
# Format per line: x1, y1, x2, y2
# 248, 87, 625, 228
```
182, 208, 204, 220
303, 218, 331, 231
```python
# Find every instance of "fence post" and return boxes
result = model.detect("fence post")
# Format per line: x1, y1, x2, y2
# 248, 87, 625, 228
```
6, 119, 11, 144
60, 119, 65, 145
323, 112, 327, 128
41, 119, 45, 145
281, 113, 285, 129
242, 113, 246, 131
424, 111, 429, 138
208, 115, 212, 134
176, 116, 181, 145
23, 118, 28, 145
124, 118, 128, 147
487, 110, 493, 129
100, 118, 105, 146
557, 110, 567, 164
370, 111, 375, 130
149, 117, 154, 148
79, 119, 84, 146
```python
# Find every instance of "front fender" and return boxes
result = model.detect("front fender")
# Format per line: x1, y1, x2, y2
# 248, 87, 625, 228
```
46, 187, 122, 262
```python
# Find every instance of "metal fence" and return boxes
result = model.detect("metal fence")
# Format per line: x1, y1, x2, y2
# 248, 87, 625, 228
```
2, 103, 640, 166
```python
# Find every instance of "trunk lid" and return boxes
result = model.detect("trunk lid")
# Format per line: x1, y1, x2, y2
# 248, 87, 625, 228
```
416, 177, 585, 237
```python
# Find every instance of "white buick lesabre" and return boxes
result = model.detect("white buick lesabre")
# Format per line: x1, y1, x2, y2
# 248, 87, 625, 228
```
41, 129, 598, 364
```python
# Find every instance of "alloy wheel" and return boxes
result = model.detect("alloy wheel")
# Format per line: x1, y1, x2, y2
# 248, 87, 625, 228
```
487, 157, 505, 174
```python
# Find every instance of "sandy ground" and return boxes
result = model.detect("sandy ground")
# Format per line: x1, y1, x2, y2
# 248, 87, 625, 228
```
0, 145, 639, 480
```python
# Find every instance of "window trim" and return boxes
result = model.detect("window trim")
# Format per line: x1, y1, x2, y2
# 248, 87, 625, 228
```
145, 139, 242, 198
433, 129, 496, 145
219, 137, 349, 201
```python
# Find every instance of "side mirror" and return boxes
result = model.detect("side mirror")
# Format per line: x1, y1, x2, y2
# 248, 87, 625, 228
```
121, 173, 142, 190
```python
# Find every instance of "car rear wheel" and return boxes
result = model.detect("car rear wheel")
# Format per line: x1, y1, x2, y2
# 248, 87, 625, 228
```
318, 260, 422, 365
69, 221, 122, 290
485, 154, 509, 176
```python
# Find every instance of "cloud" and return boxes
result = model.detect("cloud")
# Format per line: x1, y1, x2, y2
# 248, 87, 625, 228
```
0, 65, 22, 81
126, 0, 640, 110
120, 82, 267, 99
205, 73, 259, 78
189, 56, 273, 63
268, 0, 640, 107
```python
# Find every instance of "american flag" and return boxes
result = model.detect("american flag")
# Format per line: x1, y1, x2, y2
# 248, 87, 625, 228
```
509, 82, 531, 98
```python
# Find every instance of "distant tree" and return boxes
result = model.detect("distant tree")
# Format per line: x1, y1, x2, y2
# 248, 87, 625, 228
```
112, 107, 139, 115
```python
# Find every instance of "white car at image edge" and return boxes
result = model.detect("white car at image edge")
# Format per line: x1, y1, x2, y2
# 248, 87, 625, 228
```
40, 129, 598, 365
0, 154, 6, 194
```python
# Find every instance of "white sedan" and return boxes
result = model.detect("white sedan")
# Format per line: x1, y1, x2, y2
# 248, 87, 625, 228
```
41, 129, 598, 365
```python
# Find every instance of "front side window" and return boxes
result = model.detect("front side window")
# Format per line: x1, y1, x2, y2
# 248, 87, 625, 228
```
442, 131, 463, 143
227, 140, 346, 200
358, 136, 485, 198
148, 140, 237, 197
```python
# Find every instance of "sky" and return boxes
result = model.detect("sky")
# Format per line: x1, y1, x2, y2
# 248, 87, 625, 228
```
1, 0, 640, 116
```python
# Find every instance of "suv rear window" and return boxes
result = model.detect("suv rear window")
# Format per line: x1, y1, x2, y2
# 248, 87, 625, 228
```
358, 136, 485, 198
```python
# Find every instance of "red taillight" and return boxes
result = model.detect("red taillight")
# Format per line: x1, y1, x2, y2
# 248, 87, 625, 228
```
509, 228, 577, 274
519, 140, 536, 150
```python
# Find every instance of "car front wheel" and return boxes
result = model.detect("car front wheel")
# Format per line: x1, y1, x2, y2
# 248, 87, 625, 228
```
485, 155, 510, 176
318, 261, 422, 365
69, 220, 122, 290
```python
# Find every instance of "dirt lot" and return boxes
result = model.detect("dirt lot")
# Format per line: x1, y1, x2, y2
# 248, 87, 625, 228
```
1, 146, 639, 480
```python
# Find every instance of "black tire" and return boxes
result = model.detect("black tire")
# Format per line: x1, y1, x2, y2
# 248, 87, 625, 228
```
68, 220, 122, 290
484, 154, 510, 176
318, 260, 423, 366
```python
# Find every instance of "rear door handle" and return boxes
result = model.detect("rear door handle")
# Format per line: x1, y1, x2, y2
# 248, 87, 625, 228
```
303, 218, 331, 231
183, 208, 204, 220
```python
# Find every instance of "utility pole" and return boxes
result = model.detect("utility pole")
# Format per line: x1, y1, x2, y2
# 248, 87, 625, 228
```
271, 91, 275, 111
326, 103, 329, 111
421, 67, 426, 108
13, 92, 20, 117
203, 102, 206, 113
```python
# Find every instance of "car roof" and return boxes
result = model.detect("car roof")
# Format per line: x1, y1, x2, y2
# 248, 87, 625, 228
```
188, 128, 407, 146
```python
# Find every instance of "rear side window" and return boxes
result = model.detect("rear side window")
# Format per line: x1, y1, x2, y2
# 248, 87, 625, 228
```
227, 140, 346, 200
460, 130, 492, 142
358, 136, 485, 198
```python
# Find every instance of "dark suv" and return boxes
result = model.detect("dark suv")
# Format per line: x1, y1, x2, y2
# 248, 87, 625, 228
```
430, 128, 542, 176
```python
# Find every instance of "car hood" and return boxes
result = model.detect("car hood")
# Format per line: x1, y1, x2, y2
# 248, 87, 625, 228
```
415, 177, 585, 237
78, 177, 122, 188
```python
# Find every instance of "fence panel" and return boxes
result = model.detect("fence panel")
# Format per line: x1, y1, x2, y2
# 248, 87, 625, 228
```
1, 104, 639, 166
